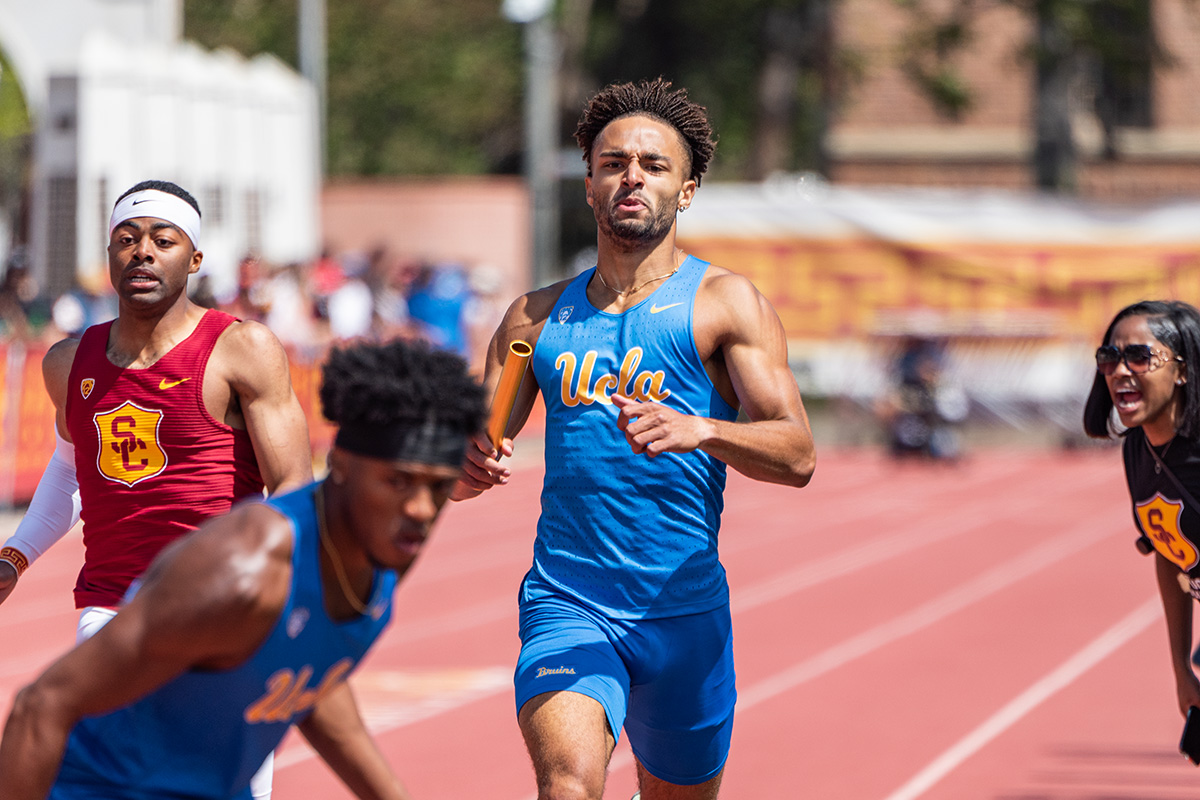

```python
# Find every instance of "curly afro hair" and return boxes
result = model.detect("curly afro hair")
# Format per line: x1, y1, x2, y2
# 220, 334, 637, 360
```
320, 338, 485, 436
574, 77, 716, 185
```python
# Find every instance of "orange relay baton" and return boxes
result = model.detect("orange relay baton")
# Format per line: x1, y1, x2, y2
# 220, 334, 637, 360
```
486, 339, 533, 451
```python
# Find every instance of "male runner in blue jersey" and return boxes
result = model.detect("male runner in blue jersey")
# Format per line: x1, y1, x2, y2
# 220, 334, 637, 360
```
454, 78, 816, 800
0, 338, 485, 800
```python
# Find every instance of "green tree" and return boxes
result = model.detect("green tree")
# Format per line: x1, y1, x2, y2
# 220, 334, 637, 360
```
561, 0, 843, 180
0, 52, 32, 255
185, 0, 525, 176
186, 1, 847, 181
550, 0, 850, 271
897, 0, 1167, 192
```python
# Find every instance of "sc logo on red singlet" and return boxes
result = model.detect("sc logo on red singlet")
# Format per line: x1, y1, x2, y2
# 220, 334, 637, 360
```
1136, 493, 1198, 571
92, 401, 167, 486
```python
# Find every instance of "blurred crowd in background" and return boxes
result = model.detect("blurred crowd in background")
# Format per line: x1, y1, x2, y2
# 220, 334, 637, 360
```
0, 247, 1084, 461
0, 246, 508, 375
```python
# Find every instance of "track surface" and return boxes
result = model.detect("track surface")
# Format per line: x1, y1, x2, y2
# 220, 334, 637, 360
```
2, 447, 1196, 799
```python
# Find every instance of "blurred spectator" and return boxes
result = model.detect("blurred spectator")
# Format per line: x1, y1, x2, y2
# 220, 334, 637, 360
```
307, 247, 345, 320
406, 262, 473, 357
0, 258, 34, 341
0, 244, 519, 365
876, 337, 967, 461
361, 246, 408, 340
50, 277, 117, 337
371, 254, 415, 340
325, 253, 373, 340
188, 274, 220, 310
462, 264, 506, 372
0, 252, 54, 342
261, 261, 318, 349
224, 255, 270, 322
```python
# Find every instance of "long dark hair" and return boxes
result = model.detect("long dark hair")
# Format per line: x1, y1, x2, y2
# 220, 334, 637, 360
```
1083, 300, 1200, 438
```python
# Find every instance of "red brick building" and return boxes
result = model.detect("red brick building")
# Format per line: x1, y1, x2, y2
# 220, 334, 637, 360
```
830, 0, 1200, 200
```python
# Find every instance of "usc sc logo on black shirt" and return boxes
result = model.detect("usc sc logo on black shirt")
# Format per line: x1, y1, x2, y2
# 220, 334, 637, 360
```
1136, 493, 1198, 571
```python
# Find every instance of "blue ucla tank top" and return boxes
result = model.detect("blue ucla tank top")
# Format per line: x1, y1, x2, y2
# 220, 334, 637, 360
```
51, 482, 397, 800
526, 255, 738, 619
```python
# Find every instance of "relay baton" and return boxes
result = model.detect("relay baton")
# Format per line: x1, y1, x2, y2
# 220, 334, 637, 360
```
486, 339, 533, 451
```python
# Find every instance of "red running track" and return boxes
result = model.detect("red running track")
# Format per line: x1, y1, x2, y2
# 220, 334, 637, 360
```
1, 448, 1196, 799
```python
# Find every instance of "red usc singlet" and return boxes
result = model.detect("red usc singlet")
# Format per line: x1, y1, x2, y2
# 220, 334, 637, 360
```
65, 309, 265, 608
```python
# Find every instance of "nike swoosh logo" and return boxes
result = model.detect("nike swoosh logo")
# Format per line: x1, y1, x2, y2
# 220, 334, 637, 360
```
158, 378, 191, 390
131, 198, 152, 205
650, 302, 684, 314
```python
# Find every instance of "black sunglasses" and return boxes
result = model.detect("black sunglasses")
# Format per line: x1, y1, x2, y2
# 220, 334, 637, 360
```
1095, 344, 1183, 375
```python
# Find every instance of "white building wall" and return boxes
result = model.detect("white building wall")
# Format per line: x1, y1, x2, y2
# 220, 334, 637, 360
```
0, 0, 181, 115
0, 1, 318, 298
67, 33, 320, 298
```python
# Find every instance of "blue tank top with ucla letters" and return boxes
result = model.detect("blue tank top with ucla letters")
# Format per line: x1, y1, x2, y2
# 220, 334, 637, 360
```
50, 482, 396, 800
526, 255, 738, 619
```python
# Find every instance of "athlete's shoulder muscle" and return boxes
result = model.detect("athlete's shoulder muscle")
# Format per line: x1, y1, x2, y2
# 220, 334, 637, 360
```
136, 501, 293, 669
207, 318, 296, 408
504, 280, 573, 340
694, 264, 777, 354
212, 319, 290, 379
42, 337, 81, 411
488, 280, 572, 364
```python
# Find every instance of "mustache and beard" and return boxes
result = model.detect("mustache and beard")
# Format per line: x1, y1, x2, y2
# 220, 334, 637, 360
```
594, 190, 677, 252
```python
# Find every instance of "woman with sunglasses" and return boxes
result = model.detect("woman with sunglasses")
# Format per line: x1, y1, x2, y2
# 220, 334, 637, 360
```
1085, 299, 1200, 721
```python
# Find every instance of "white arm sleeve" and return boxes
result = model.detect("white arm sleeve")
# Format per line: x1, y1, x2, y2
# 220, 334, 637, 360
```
3, 431, 81, 566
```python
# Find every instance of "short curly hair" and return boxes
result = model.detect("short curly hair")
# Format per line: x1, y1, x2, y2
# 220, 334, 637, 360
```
574, 77, 716, 185
320, 338, 485, 436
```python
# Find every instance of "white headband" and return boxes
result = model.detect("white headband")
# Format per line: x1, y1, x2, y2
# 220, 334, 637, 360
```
108, 189, 201, 250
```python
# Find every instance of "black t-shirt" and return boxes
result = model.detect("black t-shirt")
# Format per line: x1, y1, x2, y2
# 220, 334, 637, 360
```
1124, 427, 1200, 596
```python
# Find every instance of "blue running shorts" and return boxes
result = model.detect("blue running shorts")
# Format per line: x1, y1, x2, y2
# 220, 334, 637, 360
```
49, 783, 253, 800
514, 588, 736, 785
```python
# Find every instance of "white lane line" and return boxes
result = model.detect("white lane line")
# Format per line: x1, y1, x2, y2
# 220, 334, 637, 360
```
879, 596, 1160, 800
386, 599, 513, 643
383, 489, 1106, 651
723, 455, 1115, 559
733, 498, 1027, 613
273, 666, 512, 770
510, 522, 1130, 800
382, 501, 1046, 652
737, 519, 1122, 710
731, 461, 1117, 613
381, 514, 1006, 651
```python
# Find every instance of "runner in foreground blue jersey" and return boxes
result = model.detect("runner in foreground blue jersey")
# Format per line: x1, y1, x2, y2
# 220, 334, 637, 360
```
0, 338, 485, 800
454, 78, 816, 800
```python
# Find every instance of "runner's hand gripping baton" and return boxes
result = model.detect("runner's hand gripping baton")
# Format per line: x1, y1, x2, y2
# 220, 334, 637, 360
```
486, 340, 533, 451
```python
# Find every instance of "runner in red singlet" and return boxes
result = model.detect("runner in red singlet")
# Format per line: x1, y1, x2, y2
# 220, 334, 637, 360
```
65, 308, 277, 609
0, 179, 312, 800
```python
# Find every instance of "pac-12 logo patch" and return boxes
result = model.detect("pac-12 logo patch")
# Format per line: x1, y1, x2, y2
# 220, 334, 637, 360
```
93, 401, 167, 486
558, 306, 574, 324
80, 379, 94, 399
1136, 492, 1198, 571
286, 608, 310, 639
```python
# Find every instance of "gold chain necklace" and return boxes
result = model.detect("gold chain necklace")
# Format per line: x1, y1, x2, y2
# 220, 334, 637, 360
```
1153, 435, 1177, 475
315, 485, 369, 616
595, 264, 680, 297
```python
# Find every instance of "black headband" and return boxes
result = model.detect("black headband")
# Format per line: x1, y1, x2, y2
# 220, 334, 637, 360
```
334, 419, 468, 467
